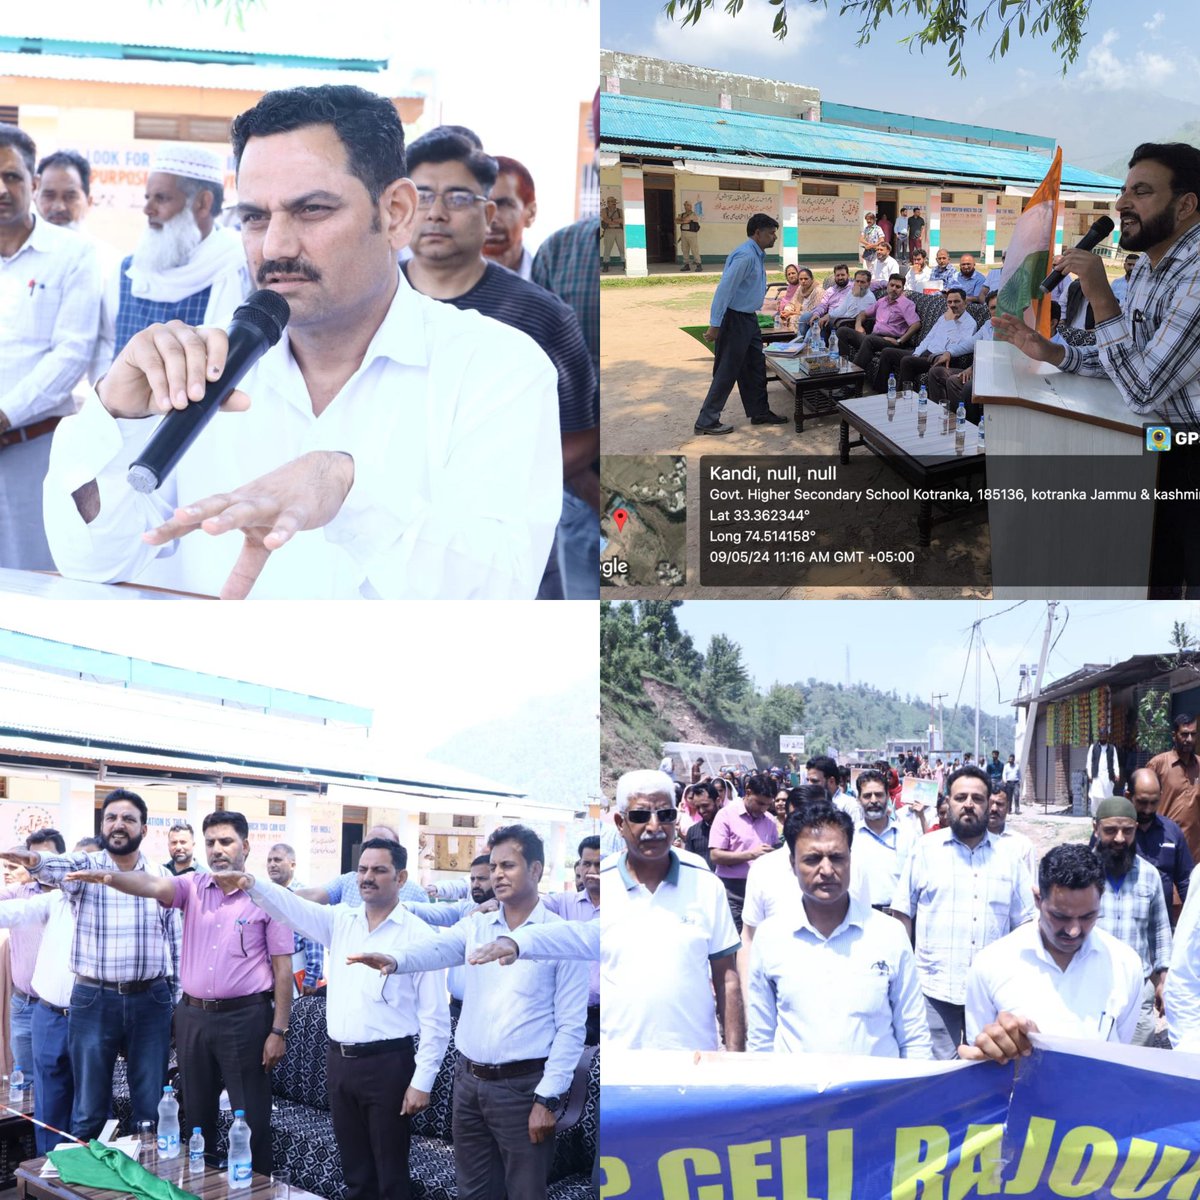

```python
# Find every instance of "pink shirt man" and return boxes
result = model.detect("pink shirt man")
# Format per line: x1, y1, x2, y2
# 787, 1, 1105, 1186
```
709, 799, 779, 881
864, 293, 919, 339
169, 873, 293, 999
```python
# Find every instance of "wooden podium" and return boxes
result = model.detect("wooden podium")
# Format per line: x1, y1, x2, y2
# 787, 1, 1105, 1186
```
974, 341, 1155, 598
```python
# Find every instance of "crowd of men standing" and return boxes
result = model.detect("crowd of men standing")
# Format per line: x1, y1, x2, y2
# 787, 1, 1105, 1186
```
0, 84, 600, 599
601, 740, 1200, 1067
0, 789, 599, 1200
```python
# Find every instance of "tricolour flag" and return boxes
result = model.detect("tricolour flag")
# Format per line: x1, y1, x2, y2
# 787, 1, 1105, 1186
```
996, 147, 1062, 338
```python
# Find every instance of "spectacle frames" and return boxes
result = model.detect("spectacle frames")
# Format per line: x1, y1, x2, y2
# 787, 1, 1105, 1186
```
625, 808, 678, 825
415, 188, 488, 212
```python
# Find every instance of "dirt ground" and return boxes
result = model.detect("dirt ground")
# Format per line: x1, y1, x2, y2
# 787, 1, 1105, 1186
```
600, 279, 992, 598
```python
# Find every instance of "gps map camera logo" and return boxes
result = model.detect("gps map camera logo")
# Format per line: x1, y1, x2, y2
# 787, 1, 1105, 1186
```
1146, 426, 1172, 452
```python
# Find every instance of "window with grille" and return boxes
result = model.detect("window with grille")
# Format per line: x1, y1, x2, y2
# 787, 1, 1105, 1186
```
802, 182, 838, 196
719, 177, 765, 192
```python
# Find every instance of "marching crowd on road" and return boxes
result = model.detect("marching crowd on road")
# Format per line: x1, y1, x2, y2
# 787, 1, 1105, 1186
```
599, 726, 1200, 1066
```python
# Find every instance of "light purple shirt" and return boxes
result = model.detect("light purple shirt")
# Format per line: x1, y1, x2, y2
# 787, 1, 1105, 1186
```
169, 873, 293, 1000
864, 294, 919, 339
0, 882, 43, 996
709, 800, 780, 881
542, 889, 599, 1004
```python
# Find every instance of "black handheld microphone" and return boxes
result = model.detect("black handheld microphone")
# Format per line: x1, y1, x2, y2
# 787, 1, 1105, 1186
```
126, 289, 291, 494
1039, 215, 1115, 294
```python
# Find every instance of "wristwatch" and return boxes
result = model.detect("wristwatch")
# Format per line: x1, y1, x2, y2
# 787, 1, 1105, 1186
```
271, 1027, 289, 1039
534, 1093, 564, 1115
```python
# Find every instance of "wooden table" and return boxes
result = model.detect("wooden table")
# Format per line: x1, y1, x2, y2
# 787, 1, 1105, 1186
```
16, 1144, 323, 1199
837, 392, 986, 546
764, 352, 867, 432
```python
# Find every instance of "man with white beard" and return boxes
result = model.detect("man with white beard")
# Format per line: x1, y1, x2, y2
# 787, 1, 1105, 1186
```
112, 143, 250, 356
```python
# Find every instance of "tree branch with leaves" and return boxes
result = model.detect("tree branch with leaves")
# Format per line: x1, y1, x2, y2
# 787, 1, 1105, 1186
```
661, 0, 1090, 77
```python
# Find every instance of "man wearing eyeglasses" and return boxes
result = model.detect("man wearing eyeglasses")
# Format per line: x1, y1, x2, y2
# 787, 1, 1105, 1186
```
64, 810, 294, 1176
43, 84, 561, 600
601, 769, 744, 1052
210, 838, 451, 1200
403, 129, 598, 599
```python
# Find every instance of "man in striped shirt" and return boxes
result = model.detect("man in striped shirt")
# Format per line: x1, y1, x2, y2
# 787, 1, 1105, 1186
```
0, 789, 180, 1140
995, 142, 1200, 595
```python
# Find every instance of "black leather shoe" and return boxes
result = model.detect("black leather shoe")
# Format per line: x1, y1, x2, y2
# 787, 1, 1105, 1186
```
694, 423, 734, 435
751, 411, 788, 425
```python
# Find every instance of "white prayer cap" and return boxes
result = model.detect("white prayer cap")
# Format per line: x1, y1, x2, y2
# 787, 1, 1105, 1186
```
150, 143, 225, 186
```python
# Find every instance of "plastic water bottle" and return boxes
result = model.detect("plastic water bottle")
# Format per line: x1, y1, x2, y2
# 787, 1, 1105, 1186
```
773, 310, 781, 329
828, 329, 839, 362
8, 1066, 23, 1100
978, 420, 986, 454
918, 383, 928, 409
887, 373, 897, 401
228, 1110, 252, 1189
188, 1128, 205, 1175
157, 1086, 180, 1158
957, 400, 967, 431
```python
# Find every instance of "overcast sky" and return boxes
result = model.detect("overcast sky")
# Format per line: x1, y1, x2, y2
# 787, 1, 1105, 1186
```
674, 600, 1199, 713
0, 600, 597, 755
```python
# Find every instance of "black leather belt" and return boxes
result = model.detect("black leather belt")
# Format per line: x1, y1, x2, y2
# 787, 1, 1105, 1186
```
328, 1036, 414, 1059
75, 976, 164, 995
461, 1055, 547, 1081
40, 1000, 69, 1018
0, 416, 62, 451
182, 990, 272, 1012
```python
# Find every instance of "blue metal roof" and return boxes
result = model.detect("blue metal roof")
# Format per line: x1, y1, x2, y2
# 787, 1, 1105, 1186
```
601, 93, 1120, 193
819, 102, 1057, 152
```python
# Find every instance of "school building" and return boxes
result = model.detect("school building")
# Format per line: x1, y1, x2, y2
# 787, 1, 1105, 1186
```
599, 51, 1123, 276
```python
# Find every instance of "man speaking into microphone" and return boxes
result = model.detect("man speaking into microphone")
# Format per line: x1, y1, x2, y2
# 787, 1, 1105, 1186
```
42, 85, 561, 600
994, 142, 1200, 595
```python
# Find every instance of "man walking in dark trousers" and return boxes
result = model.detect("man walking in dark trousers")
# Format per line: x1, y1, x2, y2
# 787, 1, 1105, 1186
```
694, 213, 787, 435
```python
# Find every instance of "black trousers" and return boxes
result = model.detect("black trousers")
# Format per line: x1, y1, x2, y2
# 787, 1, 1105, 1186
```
696, 309, 770, 426
586, 1004, 600, 1047
174, 998, 274, 1175
327, 1039, 416, 1200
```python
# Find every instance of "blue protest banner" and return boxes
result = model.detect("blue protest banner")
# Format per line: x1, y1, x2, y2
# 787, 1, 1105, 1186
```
601, 1040, 1200, 1200
600, 1050, 1013, 1199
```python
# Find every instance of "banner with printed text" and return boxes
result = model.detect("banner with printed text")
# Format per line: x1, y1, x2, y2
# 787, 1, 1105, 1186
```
680, 190, 782, 224
600, 1037, 1200, 1199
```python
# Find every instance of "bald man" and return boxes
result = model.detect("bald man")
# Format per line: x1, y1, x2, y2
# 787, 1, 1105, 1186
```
1130, 767, 1193, 920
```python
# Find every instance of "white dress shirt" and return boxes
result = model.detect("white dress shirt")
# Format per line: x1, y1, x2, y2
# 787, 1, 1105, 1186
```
0, 890, 76, 1009
965, 919, 1144, 1045
388, 901, 586, 1099
0, 213, 102, 428
1166, 865, 1200, 1051
602, 849, 739, 1052
405, 896, 477, 1002
747, 896, 932, 1058
43, 269, 561, 599
742, 847, 801, 929
247, 876, 450, 1093
994, 827, 1038, 883
853, 818, 918, 907
541, 889, 599, 1006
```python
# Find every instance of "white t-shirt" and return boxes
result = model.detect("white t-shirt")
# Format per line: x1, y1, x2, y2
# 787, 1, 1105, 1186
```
601, 849, 739, 1051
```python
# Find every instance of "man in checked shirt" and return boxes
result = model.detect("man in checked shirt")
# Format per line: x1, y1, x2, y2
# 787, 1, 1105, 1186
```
0, 788, 181, 1140
995, 142, 1200, 596
889, 765, 1035, 1059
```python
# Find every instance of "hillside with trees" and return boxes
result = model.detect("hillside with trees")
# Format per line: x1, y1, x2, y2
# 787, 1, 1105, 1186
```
601, 601, 1015, 791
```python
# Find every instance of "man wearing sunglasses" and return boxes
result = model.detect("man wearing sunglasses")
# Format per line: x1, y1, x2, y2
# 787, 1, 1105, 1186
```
403, 129, 598, 599
64, 810, 294, 1176
601, 769, 744, 1052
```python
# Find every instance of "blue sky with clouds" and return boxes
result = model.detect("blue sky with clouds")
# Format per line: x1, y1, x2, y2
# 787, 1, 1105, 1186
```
603, 0, 1199, 170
